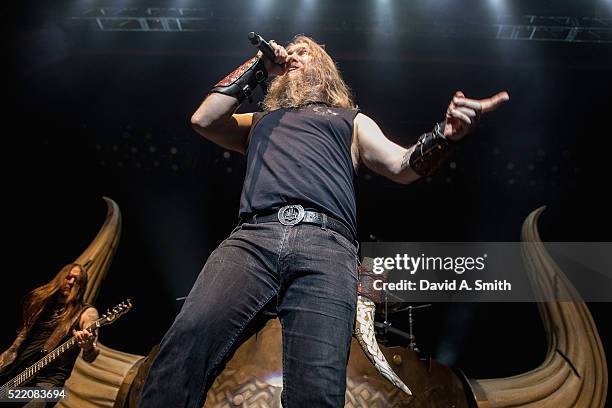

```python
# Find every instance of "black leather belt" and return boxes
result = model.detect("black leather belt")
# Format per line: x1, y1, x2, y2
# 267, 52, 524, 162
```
241, 204, 355, 246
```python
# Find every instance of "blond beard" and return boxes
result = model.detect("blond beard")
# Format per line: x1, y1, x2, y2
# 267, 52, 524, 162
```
262, 67, 326, 111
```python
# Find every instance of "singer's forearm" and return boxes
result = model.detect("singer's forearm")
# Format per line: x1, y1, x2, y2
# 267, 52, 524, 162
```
190, 93, 253, 154
191, 93, 238, 130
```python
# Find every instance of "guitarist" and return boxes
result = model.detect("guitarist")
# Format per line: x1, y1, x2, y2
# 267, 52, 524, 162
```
0, 263, 99, 407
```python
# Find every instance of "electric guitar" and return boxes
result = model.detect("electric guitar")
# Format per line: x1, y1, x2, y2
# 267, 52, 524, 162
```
0, 299, 132, 391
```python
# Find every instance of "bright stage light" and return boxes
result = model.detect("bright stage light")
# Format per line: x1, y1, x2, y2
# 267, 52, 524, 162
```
251, 0, 274, 19
486, 0, 510, 14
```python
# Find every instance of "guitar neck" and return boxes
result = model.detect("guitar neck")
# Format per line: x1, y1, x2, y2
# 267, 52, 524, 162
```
1, 299, 132, 392
1, 321, 97, 389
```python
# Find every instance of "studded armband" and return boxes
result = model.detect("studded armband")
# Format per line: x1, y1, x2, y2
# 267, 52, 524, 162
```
210, 56, 268, 104
408, 122, 457, 177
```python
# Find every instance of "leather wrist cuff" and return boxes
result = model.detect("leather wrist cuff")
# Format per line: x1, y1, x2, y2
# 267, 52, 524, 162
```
210, 56, 268, 104
409, 122, 456, 177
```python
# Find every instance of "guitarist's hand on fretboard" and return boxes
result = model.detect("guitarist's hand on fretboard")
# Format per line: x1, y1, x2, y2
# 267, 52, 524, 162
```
72, 328, 96, 352
1, 299, 132, 391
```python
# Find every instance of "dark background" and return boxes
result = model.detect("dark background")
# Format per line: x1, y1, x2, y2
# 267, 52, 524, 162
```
3, 0, 611, 398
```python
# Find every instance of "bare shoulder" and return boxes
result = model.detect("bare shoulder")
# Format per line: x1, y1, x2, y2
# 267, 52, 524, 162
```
351, 111, 414, 183
243, 111, 268, 129
231, 112, 255, 127
244, 111, 268, 146
351, 113, 376, 169
353, 112, 389, 150
354, 112, 376, 126
80, 307, 99, 328
354, 112, 381, 130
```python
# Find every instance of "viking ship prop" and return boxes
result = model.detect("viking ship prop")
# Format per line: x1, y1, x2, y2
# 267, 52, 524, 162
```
55, 203, 607, 407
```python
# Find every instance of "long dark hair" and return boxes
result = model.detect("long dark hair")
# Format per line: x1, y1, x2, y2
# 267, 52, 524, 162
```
21, 263, 88, 350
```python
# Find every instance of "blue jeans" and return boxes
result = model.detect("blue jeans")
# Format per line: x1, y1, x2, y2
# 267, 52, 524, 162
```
139, 221, 359, 408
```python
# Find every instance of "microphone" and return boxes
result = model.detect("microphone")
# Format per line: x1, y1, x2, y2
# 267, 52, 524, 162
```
248, 32, 282, 66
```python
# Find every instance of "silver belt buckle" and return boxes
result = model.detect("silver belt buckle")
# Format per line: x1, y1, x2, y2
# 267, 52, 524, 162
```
278, 204, 305, 226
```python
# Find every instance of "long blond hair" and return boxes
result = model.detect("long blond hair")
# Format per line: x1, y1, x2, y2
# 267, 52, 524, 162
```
262, 36, 355, 111
21, 263, 88, 350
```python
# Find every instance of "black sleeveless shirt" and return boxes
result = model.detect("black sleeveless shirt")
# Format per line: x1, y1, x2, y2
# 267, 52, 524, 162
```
2, 303, 89, 387
239, 104, 359, 238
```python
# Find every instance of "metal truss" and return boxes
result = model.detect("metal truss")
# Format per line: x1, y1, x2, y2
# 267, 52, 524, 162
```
69, 8, 612, 43
494, 14, 612, 43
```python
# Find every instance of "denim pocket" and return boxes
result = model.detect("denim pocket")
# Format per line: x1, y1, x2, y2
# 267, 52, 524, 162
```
327, 228, 358, 255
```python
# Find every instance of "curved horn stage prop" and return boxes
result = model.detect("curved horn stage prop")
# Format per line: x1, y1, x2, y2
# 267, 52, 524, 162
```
200, 206, 609, 407
468, 207, 608, 407
55, 197, 146, 408
60, 204, 606, 407
75, 196, 123, 305
354, 296, 412, 396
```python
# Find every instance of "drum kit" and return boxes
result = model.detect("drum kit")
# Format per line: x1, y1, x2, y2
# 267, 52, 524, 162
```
359, 244, 433, 355
373, 290, 432, 354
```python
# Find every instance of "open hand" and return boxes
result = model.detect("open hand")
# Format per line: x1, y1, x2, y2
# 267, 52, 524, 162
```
444, 91, 510, 141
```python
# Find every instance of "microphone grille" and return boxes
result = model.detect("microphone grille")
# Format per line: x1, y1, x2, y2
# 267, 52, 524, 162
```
248, 32, 260, 45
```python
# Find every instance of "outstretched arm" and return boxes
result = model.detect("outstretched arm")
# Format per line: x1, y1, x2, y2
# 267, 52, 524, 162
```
354, 113, 418, 184
354, 91, 509, 183
74, 307, 100, 363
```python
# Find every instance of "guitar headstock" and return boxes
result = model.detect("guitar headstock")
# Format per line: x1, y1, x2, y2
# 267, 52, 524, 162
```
98, 299, 133, 327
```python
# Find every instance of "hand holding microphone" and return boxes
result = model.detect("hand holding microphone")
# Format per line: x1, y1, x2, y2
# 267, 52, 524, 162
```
249, 32, 288, 77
